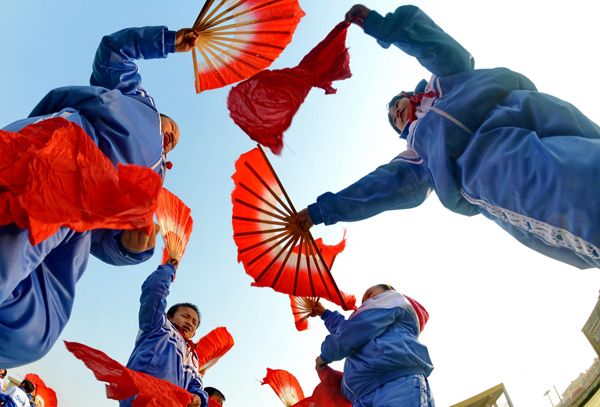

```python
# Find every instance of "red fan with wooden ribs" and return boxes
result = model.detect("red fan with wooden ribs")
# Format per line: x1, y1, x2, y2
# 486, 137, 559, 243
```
196, 327, 235, 376
232, 146, 356, 311
191, 0, 305, 93
289, 295, 318, 331
261, 368, 305, 407
25, 374, 58, 407
156, 188, 193, 264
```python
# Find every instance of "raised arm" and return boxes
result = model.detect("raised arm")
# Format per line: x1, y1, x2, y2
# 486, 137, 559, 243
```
361, 5, 474, 76
89, 229, 155, 266
137, 263, 176, 332
319, 307, 401, 363
306, 158, 432, 226
90, 26, 176, 97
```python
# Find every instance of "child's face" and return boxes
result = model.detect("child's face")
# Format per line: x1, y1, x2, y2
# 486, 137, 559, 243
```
361, 286, 387, 304
168, 306, 199, 339
161, 116, 180, 153
389, 97, 411, 132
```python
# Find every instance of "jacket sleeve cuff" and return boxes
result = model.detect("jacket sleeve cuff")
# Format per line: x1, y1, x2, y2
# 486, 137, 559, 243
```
307, 202, 324, 225
363, 10, 384, 39
319, 354, 332, 364
321, 309, 333, 321
164, 29, 177, 54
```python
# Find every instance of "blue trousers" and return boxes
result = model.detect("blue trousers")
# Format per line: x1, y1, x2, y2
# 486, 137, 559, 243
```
354, 375, 435, 407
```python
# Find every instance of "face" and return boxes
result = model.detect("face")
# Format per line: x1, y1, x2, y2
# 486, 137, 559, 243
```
0, 369, 5, 377
161, 115, 180, 153
210, 395, 225, 405
389, 96, 411, 132
168, 306, 199, 339
361, 285, 387, 304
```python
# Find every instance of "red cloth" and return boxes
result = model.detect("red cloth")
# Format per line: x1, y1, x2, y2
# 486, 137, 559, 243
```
294, 367, 350, 407
0, 118, 161, 245
24, 373, 58, 407
64, 341, 193, 407
404, 294, 430, 333
228, 21, 351, 155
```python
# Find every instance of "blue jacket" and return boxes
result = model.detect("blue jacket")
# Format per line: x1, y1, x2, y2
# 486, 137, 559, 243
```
120, 264, 208, 407
0, 26, 173, 368
307, 5, 536, 224
319, 291, 433, 403
307, 6, 600, 269
0, 386, 30, 407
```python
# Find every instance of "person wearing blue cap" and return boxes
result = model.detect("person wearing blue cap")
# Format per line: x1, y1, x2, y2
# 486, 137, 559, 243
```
297, 3, 600, 270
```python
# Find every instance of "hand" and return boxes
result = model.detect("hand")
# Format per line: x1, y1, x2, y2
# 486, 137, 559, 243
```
310, 302, 327, 317
121, 224, 160, 253
345, 4, 371, 28
165, 258, 179, 271
295, 208, 314, 233
176, 28, 200, 53
315, 356, 329, 371
188, 395, 201, 407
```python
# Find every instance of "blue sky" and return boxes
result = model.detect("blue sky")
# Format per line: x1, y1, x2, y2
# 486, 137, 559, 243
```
2, 1, 600, 406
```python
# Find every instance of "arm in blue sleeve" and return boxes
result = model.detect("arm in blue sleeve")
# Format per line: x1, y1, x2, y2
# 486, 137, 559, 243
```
308, 159, 432, 226
90, 26, 177, 96
188, 377, 209, 407
363, 6, 474, 76
319, 308, 399, 363
89, 229, 154, 265
321, 310, 346, 334
138, 264, 175, 332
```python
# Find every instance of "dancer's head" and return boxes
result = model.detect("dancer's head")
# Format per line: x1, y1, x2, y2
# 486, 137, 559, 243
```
160, 113, 180, 153
362, 284, 396, 304
167, 303, 200, 339
387, 92, 413, 134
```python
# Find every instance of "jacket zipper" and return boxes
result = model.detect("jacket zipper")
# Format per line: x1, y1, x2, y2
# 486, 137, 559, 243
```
342, 375, 357, 403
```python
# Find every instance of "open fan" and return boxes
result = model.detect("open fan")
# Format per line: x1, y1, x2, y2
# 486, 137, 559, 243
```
289, 295, 318, 331
196, 327, 235, 376
261, 369, 305, 407
156, 188, 193, 264
232, 146, 356, 310
191, 0, 305, 93
25, 374, 58, 407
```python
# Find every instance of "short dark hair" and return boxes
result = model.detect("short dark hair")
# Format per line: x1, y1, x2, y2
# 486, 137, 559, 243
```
160, 113, 176, 124
167, 303, 200, 322
205, 387, 226, 402
387, 92, 413, 136
0, 369, 7, 378
376, 284, 396, 292
20, 379, 35, 394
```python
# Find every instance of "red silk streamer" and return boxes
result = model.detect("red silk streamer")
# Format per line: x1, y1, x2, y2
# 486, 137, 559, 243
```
0, 118, 161, 245
64, 341, 193, 407
294, 367, 350, 407
228, 21, 352, 155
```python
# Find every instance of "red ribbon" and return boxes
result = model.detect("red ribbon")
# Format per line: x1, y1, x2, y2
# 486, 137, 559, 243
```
408, 91, 439, 123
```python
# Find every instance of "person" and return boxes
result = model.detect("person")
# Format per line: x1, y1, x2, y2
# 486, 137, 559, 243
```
120, 259, 208, 407
311, 284, 434, 407
297, 4, 600, 270
0, 370, 6, 393
0, 380, 35, 407
204, 387, 226, 405
0, 24, 199, 368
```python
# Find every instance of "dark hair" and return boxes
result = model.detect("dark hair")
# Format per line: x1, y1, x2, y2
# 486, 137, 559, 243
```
376, 284, 396, 292
21, 379, 35, 394
159, 113, 172, 121
387, 92, 413, 136
167, 303, 200, 322
205, 387, 226, 402
0, 369, 6, 378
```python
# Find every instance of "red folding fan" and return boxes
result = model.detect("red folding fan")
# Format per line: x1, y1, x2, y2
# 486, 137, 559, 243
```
196, 327, 235, 376
156, 188, 193, 264
261, 368, 305, 407
191, 0, 305, 93
232, 146, 356, 311
24, 374, 58, 407
289, 295, 318, 331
